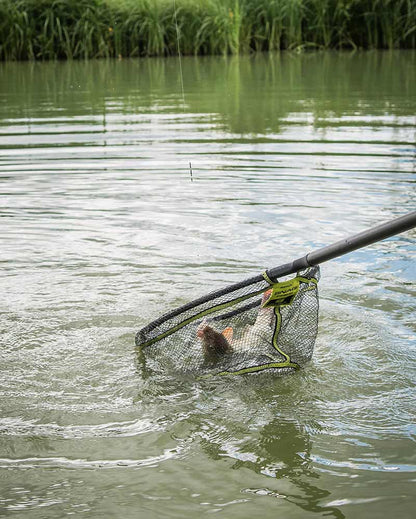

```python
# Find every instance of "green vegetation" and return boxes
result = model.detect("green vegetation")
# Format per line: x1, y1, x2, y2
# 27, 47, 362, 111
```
0, 0, 415, 60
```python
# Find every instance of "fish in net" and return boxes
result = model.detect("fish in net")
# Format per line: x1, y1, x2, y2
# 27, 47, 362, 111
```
136, 267, 320, 378
135, 212, 416, 378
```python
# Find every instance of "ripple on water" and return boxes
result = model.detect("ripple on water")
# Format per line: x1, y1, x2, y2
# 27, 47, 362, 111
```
0, 54, 415, 518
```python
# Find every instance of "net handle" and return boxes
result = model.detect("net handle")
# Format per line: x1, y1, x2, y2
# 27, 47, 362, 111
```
136, 211, 415, 346
267, 211, 416, 280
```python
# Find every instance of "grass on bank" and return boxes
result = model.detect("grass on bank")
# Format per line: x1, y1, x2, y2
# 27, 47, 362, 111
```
0, 0, 415, 60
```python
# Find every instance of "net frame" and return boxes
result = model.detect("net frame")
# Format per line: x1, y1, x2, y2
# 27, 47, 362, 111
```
135, 212, 416, 378
136, 267, 320, 377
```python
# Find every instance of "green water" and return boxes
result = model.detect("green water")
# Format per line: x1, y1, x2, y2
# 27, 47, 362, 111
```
0, 52, 415, 518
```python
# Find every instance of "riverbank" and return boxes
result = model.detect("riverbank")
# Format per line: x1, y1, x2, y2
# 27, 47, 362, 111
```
0, 0, 415, 60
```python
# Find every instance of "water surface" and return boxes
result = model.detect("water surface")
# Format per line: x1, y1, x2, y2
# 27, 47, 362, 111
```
0, 52, 415, 518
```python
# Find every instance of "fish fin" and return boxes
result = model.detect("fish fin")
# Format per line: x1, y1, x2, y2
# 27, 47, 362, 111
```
221, 327, 234, 342
261, 288, 273, 305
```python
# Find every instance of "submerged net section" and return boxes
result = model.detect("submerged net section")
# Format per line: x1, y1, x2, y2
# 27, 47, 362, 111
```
136, 267, 320, 378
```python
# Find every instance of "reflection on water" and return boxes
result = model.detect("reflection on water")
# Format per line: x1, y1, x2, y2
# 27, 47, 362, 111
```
2, 51, 415, 134
246, 419, 344, 518
0, 52, 415, 518
190, 379, 346, 518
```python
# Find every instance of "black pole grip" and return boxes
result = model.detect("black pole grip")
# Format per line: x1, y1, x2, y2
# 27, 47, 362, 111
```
307, 211, 416, 266
267, 211, 416, 281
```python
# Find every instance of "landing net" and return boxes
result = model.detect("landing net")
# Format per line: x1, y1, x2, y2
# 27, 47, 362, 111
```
136, 267, 320, 377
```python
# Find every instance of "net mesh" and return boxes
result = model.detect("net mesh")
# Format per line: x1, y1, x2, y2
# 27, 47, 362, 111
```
136, 266, 320, 377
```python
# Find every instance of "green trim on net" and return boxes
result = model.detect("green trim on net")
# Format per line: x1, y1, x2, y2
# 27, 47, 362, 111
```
262, 272, 318, 287
262, 271, 275, 285
262, 278, 300, 307
139, 287, 267, 349
141, 273, 318, 350
206, 304, 300, 378
213, 360, 299, 377
297, 276, 318, 285
271, 307, 299, 367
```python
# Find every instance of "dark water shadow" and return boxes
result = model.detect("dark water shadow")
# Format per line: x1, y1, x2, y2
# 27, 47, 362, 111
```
135, 369, 345, 518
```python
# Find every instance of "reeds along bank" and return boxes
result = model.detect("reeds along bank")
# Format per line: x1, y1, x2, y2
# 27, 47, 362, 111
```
0, 0, 415, 60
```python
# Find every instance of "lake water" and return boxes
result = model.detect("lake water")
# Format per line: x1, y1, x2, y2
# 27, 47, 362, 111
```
0, 52, 415, 518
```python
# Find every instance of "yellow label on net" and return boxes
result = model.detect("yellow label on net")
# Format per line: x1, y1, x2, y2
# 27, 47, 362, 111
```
262, 278, 300, 307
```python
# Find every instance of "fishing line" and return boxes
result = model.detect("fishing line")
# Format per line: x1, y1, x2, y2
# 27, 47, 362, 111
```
173, 0, 186, 111
173, 0, 194, 180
